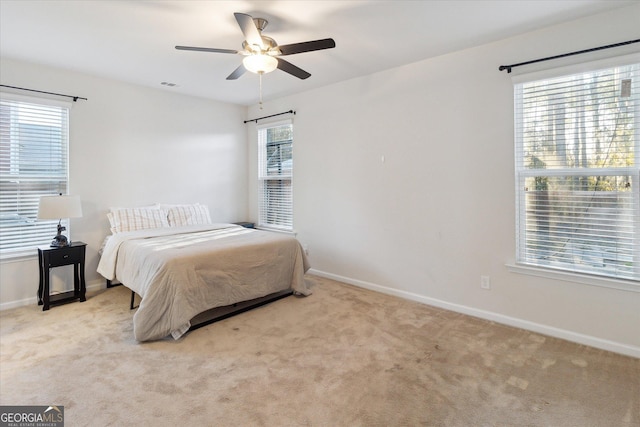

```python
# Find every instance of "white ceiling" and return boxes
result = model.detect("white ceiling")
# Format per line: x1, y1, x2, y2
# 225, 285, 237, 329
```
0, 1, 635, 106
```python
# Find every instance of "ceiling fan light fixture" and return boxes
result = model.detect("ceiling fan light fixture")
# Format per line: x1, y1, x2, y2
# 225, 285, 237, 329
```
243, 54, 278, 74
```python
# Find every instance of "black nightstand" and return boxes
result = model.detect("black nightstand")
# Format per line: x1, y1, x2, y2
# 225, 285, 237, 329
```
37, 241, 87, 311
234, 222, 255, 229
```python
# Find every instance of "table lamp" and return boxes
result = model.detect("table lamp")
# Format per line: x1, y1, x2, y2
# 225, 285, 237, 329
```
37, 194, 83, 247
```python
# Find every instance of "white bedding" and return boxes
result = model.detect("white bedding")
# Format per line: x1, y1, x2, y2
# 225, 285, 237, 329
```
97, 224, 310, 341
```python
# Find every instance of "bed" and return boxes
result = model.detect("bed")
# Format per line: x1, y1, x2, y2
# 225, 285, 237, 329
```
96, 205, 310, 342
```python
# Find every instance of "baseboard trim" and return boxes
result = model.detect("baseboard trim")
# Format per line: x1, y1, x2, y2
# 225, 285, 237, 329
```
308, 269, 640, 359
0, 278, 106, 311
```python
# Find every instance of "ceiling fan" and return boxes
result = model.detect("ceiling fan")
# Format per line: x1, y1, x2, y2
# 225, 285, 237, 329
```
176, 12, 336, 81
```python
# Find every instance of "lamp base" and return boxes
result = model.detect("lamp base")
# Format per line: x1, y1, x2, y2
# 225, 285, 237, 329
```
50, 234, 70, 248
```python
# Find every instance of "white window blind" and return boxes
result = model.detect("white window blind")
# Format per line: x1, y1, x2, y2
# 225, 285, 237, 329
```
514, 61, 640, 282
258, 121, 293, 231
0, 94, 70, 258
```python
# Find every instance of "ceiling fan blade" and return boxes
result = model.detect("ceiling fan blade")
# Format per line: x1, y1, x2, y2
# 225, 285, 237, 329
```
176, 46, 239, 54
226, 64, 247, 80
276, 58, 311, 80
277, 38, 336, 56
234, 12, 264, 51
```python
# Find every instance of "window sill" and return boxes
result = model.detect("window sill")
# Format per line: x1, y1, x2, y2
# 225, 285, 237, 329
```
0, 252, 38, 263
506, 263, 639, 293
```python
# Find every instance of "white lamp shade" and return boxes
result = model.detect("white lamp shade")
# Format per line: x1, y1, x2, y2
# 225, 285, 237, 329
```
38, 195, 83, 220
243, 54, 278, 74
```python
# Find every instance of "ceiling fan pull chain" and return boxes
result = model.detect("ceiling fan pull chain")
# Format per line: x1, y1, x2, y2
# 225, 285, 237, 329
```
259, 72, 264, 109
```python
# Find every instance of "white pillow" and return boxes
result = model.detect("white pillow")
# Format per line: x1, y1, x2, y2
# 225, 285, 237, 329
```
109, 204, 158, 213
166, 204, 212, 227
108, 207, 169, 233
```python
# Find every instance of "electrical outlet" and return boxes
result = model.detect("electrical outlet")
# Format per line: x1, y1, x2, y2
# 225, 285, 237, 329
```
480, 276, 491, 290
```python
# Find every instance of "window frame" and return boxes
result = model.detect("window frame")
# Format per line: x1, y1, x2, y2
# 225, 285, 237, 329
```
257, 119, 294, 232
512, 54, 640, 287
0, 92, 72, 260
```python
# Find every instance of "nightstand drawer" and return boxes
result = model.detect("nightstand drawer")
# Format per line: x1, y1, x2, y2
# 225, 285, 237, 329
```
47, 246, 83, 267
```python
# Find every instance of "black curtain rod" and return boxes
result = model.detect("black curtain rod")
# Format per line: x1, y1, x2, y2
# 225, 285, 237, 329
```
244, 110, 295, 124
0, 84, 87, 102
499, 39, 640, 73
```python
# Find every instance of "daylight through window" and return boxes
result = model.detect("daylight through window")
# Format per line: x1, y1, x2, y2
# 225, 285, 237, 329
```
514, 61, 639, 282
0, 94, 70, 258
258, 121, 293, 231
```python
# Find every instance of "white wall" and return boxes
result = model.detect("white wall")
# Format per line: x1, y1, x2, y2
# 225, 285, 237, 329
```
247, 5, 640, 356
0, 58, 247, 307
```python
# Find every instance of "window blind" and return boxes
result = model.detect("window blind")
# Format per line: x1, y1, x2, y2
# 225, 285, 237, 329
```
257, 121, 293, 230
514, 62, 640, 282
0, 95, 70, 257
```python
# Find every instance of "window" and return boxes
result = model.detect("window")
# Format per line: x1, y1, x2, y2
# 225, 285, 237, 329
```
514, 61, 639, 282
0, 94, 71, 258
257, 121, 293, 231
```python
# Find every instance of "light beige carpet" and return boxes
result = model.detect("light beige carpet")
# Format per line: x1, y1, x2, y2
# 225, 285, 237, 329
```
1, 275, 638, 426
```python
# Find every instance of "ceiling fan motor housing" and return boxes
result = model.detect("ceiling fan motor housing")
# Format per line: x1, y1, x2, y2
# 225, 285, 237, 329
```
243, 36, 278, 54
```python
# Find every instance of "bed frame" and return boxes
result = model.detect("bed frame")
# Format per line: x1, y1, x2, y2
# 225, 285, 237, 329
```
188, 289, 293, 332
106, 279, 292, 333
